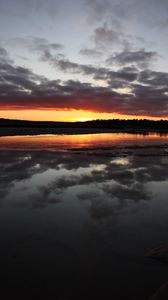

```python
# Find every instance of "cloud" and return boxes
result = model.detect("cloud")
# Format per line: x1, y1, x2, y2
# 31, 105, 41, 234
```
29, 37, 64, 61
106, 49, 158, 69
0, 47, 13, 64
28, 40, 138, 84
92, 23, 131, 49
11, 37, 64, 61
0, 48, 44, 101
138, 70, 168, 87
0, 47, 9, 60
0, 46, 168, 117
79, 47, 103, 58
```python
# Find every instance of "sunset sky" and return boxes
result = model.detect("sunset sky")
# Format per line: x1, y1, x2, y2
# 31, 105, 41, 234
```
0, 0, 168, 121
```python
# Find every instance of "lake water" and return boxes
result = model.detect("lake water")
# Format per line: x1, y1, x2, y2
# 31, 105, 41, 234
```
0, 133, 168, 299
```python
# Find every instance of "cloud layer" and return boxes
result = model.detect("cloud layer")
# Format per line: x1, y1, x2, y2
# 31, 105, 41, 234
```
0, 45, 168, 117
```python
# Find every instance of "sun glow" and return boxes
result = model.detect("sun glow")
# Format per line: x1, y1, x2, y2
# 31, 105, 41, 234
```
0, 109, 167, 122
77, 117, 92, 122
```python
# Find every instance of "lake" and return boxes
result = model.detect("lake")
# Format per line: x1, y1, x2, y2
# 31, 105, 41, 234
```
0, 133, 168, 299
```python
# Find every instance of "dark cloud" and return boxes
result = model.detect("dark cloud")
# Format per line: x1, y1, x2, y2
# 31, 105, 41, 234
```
0, 48, 44, 101
0, 46, 168, 117
139, 70, 168, 87
106, 49, 158, 69
106, 67, 138, 85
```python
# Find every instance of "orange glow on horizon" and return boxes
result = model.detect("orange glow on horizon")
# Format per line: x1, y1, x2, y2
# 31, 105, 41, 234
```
0, 109, 167, 122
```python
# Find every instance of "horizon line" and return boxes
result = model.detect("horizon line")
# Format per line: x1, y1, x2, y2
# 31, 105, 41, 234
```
1, 117, 168, 123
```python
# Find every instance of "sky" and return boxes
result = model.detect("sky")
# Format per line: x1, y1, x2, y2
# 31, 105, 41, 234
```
0, 0, 168, 121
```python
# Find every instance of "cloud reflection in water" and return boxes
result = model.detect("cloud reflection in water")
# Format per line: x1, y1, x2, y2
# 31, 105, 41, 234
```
0, 149, 168, 217
1, 146, 168, 299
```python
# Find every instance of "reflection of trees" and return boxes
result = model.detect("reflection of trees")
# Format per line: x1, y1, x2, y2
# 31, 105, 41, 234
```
0, 150, 168, 214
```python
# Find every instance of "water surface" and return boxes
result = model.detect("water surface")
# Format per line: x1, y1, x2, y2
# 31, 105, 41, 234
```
0, 133, 168, 299
1, 132, 168, 150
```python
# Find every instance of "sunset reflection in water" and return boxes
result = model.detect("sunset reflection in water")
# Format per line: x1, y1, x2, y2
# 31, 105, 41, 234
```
0, 132, 168, 150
